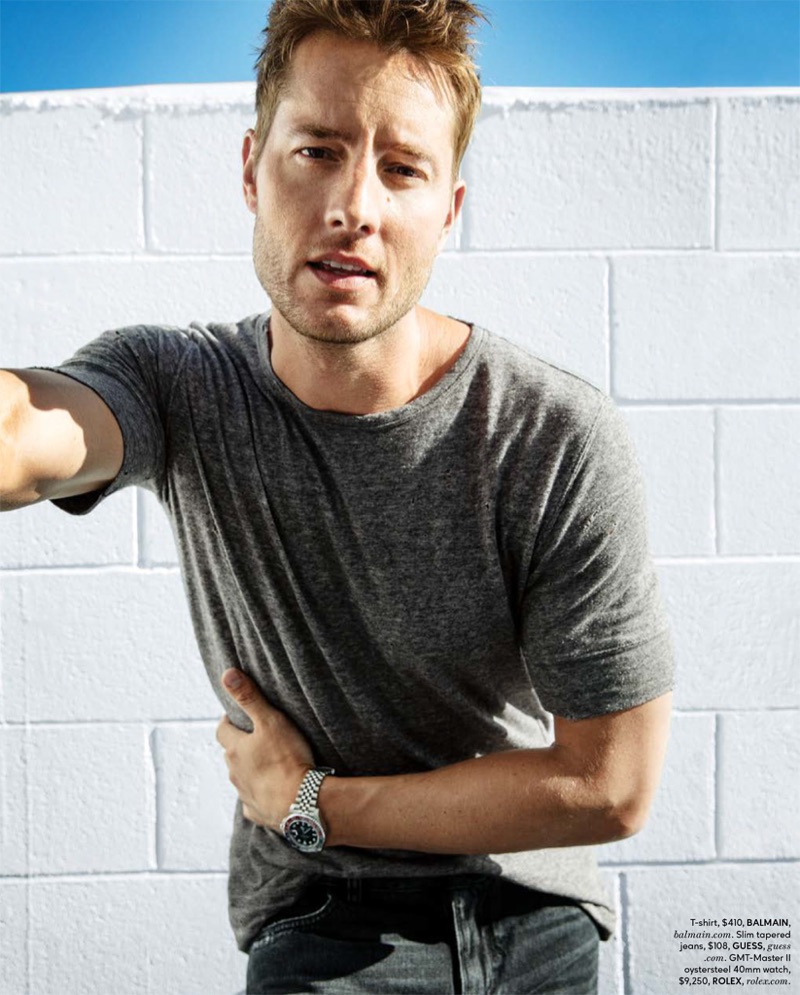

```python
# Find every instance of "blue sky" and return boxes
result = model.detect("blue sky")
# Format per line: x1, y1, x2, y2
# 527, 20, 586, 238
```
1, 0, 798, 93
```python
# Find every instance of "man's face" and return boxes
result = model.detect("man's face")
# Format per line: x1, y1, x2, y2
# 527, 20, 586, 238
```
242, 31, 466, 346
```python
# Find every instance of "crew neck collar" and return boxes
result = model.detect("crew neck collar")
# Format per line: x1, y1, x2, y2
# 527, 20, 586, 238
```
255, 313, 485, 430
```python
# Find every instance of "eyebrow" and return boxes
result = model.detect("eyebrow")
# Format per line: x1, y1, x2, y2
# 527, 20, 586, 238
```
290, 124, 353, 142
289, 123, 436, 167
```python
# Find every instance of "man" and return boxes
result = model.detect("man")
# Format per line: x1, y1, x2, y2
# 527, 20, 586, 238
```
0, 1, 673, 992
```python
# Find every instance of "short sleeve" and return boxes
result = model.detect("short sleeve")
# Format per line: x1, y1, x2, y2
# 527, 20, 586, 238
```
42, 325, 189, 515
521, 397, 673, 720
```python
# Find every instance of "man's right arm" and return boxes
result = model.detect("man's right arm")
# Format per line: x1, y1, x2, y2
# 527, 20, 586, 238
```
0, 369, 123, 511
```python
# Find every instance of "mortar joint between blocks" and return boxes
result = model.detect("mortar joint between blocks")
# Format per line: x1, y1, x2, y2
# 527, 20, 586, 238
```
714, 713, 724, 859
620, 871, 633, 995
712, 408, 722, 555
148, 726, 164, 870
712, 99, 720, 252
142, 113, 154, 253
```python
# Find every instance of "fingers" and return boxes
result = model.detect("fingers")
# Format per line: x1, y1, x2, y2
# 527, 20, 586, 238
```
222, 668, 245, 693
222, 668, 276, 727
216, 713, 247, 755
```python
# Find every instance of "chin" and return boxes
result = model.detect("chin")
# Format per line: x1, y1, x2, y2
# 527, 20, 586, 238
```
280, 302, 404, 347
295, 320, 385, 346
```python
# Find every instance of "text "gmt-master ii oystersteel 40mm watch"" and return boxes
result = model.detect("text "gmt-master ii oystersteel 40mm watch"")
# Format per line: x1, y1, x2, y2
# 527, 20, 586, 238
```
280, 767, 335, 853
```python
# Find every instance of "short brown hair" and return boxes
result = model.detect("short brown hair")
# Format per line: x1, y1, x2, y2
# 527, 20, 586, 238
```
252, 0, 486, 178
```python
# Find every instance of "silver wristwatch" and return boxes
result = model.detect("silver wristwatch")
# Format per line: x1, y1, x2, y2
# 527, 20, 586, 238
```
280, 767, 335, 853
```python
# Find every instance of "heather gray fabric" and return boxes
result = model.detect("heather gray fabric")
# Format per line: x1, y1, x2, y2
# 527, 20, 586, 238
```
49, 314, 673, 952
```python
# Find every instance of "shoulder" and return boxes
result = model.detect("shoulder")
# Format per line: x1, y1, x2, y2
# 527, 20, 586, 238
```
471, 326, 611, 450
138, 313, 264, 361
182, 313, 265, 354
89, 313, 264, 354
78, 314, 266, 378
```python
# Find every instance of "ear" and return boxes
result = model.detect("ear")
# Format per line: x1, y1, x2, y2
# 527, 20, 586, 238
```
242, 129, 259, 215
437, 178, 466, 252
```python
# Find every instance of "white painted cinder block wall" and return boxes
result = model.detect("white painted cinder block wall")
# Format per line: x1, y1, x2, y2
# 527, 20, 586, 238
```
1, 84, 798, 995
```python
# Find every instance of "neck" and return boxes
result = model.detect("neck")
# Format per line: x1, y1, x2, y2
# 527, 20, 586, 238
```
268, 306, 470, 415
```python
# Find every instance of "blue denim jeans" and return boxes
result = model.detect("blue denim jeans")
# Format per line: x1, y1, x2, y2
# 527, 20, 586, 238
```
246, 875, 600, 994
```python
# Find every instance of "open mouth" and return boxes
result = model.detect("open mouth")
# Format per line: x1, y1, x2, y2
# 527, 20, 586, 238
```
308, 259, 377, 283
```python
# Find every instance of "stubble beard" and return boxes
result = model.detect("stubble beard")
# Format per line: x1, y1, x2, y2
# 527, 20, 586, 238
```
252, 214, 435, 347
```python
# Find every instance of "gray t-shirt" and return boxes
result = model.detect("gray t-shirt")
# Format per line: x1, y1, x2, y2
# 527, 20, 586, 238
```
51, 314, 673, 951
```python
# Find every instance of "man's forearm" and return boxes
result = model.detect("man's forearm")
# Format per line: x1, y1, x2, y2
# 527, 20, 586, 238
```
317, 694, 672, 855
218, 671, 671, 857
320, 745, 639, 855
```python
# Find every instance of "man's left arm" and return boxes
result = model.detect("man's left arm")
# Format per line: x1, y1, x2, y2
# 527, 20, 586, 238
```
217, 672, 671, 854
217, 395, 674, 852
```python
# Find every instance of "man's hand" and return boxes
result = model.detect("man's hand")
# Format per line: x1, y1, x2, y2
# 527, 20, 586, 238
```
216, 669, 315, 829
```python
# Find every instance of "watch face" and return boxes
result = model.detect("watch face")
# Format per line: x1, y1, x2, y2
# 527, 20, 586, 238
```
282, 814, 325, 853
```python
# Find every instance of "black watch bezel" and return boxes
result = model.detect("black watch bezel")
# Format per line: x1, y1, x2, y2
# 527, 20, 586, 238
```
281, 812, 327, 853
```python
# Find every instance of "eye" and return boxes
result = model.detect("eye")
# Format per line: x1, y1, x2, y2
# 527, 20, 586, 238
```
387, 163, 427, 183
299, 147, 332, 161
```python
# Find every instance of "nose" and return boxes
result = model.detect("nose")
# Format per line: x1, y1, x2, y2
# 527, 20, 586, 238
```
324, 159, 381, 236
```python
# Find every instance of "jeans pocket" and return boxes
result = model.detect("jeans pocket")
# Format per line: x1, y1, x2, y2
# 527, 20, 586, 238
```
249, 891, 337, 953
489, 901, 599, 994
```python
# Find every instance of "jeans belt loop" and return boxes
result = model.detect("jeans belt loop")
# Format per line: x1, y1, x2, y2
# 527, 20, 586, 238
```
346, 878, 361, 903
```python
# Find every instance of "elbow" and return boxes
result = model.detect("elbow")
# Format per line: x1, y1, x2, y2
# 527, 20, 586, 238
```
0, 454, 23, 511
0, 390, 26, 510
596, 790, 653, 843
554, 691, 672, 847
0, 450, 38, 511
